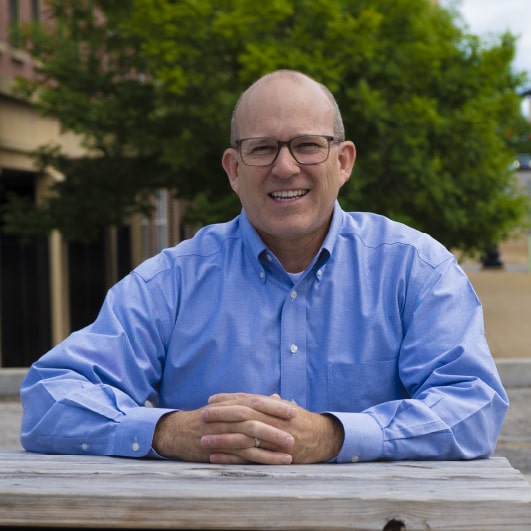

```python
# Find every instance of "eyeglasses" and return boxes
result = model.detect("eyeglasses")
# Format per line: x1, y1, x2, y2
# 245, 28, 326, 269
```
234, 135, 342, 166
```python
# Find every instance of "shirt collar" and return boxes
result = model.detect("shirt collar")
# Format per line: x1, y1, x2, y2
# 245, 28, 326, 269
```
238, 201, 346, 275
320, 200, 345, 257
239, 209, 269, 261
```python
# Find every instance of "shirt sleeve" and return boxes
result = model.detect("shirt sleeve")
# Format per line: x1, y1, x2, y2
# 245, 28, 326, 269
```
20, 271, 176, 457
328, 258, 509, 463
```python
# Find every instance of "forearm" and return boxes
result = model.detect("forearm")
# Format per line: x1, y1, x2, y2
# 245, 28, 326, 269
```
20, 370, 170, 457
331, 382, 509, 462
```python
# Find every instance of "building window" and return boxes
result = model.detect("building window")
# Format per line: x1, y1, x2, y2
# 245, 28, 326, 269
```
31, 0, 40, 22
8, 0, 20, 48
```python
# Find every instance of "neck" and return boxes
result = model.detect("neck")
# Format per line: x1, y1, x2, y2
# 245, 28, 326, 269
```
261, 231, 326, 273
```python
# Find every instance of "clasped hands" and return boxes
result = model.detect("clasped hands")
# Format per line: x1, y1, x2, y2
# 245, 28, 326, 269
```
152, 392, 344, 465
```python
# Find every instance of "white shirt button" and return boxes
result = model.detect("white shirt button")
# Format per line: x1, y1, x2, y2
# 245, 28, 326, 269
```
351, 455, 360, 463
290, 290, 297, 300
290, 344, 298, 354
316, 269, 323, 278
81, 443, 89, 451
132, 442, 140, 452
259, 271, 265, 279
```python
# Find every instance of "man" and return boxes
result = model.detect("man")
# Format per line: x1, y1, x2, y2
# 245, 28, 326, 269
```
20, 70, 508, 464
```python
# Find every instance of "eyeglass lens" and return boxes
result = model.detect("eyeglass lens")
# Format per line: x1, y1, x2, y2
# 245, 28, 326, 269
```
239, 135, 334, 166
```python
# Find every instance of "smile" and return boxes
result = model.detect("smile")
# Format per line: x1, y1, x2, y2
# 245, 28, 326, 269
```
269, 189, 309, 201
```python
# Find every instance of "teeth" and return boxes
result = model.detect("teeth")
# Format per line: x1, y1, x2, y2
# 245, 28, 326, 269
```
270, 189, 308, 200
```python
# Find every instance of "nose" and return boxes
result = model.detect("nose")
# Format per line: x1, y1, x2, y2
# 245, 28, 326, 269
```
271, 145, 300, 178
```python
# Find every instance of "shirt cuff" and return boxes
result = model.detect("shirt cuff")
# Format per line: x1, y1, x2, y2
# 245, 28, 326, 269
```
325, 411, 383, 463
114, 407, 177, 457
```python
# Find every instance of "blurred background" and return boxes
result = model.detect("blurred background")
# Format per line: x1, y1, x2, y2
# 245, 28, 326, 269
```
0, 0, 530, 370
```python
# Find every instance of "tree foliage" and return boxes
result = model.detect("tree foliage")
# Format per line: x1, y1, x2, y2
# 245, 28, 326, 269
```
4, 0, 530, 254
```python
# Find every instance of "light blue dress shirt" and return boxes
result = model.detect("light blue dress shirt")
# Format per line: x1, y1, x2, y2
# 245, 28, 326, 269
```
20, 202, 508, 462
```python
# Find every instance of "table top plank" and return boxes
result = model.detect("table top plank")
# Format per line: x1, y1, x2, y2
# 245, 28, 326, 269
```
1, 451, 530, 530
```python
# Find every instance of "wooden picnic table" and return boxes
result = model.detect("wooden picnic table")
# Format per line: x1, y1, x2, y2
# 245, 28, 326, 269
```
0, 450, 530, 530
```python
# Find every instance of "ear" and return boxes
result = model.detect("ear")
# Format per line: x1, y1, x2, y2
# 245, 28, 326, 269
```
222, 148, 240, 194
337, 141, 356, 186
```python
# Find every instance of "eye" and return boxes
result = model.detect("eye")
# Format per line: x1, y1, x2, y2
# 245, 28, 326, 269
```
243, 139, 277, 158
292, 137, 325, 153
252, 143, 276, 154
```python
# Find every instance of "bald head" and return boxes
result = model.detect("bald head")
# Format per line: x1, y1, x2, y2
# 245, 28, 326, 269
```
230, 70, 345, 145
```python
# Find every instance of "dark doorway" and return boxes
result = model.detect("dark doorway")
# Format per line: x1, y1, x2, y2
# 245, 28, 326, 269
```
0, 169, 51, 367
68, 226, 131, 332
68, 238, 106, 332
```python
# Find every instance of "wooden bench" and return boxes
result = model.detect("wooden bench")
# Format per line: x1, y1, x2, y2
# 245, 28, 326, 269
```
0, 450, 530, 530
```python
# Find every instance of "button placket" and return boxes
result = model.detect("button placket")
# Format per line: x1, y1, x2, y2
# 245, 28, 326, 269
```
280, 282, 307, 407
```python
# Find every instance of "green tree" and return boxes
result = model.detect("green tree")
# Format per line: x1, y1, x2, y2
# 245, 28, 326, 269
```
4, 0, 529, 255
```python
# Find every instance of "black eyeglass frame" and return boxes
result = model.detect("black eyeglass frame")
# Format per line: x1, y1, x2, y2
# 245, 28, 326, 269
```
233, 135, 343, 166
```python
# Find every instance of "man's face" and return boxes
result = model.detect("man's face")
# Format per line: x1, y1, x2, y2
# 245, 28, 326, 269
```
222, 75, 355, 250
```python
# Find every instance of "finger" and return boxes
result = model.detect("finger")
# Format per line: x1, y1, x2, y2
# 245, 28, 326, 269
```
201, 405, 296, 443
206, 394, 297, 420
207, 392, 251, 403
209, 453, 249, 465
210, 450, 293, 465
200, 426, 295, 451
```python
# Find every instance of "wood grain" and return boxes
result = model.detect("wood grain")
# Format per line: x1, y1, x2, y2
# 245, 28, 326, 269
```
1, 451, 530, 530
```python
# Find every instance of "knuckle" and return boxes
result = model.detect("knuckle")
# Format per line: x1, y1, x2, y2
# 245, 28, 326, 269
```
250, 396, 263, 408
246, 419, 261, 432
237, 405, 250, 419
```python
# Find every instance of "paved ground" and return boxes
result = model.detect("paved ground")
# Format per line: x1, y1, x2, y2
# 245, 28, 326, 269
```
462, 236, 531, 360
454, 239, 531, 480
493, 387, 531, 480
0, 397, 22, 452
466, 269, 531, 359
1, 237, 530, 481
